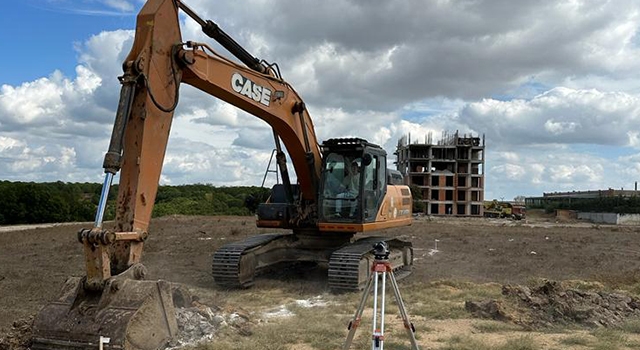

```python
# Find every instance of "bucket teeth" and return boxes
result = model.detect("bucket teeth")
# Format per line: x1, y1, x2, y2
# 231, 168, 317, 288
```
32, 276, 177, 350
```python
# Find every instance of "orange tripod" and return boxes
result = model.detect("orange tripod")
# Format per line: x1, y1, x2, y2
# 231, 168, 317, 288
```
343, 242, 420, 350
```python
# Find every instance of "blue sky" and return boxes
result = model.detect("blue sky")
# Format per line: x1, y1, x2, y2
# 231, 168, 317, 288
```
0, 1, 137, 85
1, 0, 640, 203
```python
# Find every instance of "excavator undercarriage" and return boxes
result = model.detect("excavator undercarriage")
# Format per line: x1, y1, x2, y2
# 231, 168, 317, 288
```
212, 233, 413, 291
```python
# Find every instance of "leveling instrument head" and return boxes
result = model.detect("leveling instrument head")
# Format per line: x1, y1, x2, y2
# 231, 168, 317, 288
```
373, 241, 390, 260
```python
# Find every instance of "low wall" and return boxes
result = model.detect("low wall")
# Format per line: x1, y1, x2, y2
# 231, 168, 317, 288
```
577, 212, 619, 224
619, 214, 640, 225
577, 212, 640, 225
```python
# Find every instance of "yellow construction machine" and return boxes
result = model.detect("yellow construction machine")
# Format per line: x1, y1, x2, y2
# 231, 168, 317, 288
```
31, 1, 413, 348
483, 200, 525, 220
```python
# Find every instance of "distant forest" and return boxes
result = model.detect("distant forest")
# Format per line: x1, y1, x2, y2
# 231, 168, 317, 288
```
0, 181, 270, 225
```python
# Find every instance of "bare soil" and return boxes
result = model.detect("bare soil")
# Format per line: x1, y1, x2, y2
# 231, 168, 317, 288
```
2, 211, 640, 347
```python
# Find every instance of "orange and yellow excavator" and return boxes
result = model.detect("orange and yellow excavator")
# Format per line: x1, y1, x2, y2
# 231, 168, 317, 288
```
31, 0, 413, 349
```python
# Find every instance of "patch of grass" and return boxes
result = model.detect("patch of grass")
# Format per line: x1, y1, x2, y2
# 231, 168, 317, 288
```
379, 341, 413, 350
496, 335, 539, 350
591, 328, 628, 342
562, 279, 606, 291
409, 299, 467, 319
558, 334, 591, 346
196, 304, 348, 350
592, 342, 621, 350
618, 318, 640, 334
439, 335, 492, 350
591, 328, 628, 349
472, 320, 522, 333
439, 334, 540, 350
399, 280, 502, 320
591, 270, 640, 290
285, 306, 348, 350
402, 280, 503, 300
537, 325, 573, 334
628, 283, 640, 296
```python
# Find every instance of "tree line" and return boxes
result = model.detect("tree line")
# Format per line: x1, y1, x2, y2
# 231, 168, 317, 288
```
0, 181, 270, 225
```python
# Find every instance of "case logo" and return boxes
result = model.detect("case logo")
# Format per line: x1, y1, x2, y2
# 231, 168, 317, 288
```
231, 73, 272, 106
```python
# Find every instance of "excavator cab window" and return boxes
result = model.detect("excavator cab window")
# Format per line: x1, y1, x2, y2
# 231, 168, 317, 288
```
362, 153, 386, 222
320, 153, 362, 221
319, 150, 386, 223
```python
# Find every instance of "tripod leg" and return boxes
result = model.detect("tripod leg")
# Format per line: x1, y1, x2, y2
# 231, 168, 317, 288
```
372, 271, 386, 350
343, 273, 374, 350
372, 271, 380, 350
388, 272, 420, 350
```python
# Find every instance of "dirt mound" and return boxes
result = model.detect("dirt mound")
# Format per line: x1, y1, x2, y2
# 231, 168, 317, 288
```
466, 280, 640, 329
0, 317, 32, 350
165, 284, 253, 349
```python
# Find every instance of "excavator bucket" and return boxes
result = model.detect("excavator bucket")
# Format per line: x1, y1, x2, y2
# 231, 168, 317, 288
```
31, 276, 177, 350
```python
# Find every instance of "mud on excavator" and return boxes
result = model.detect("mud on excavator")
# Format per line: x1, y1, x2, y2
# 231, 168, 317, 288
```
32, 0, 414, 349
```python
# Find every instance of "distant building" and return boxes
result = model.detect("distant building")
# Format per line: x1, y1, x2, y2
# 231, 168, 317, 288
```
525, 188, 640, 207
395, 131, 485, 216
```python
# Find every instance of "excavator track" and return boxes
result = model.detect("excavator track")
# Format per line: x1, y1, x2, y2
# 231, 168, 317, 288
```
328, 237, 413, 291
213, 234, 413, 291
212, 233, 288, 288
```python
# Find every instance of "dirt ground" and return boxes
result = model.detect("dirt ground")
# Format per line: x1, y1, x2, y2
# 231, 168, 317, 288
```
2, 211, 640, 346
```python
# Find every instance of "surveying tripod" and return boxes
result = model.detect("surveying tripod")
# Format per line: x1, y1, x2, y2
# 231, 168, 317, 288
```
343, 242, 420, 350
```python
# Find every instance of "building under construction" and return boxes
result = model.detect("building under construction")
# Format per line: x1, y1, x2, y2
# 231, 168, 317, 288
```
395, 131, 485, 216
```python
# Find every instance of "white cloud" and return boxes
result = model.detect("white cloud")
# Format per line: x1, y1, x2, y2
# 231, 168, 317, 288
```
629, 131, 640, 148
3, 0, 640, 203
497, 152, 520, 162
549, 164, 603, 184
544, 119, 578, 135
0, 136, 25, 153
1, 76, 66, 124
0, 140, 88, 182
616, 153, 640, 180
483, 147, 611, 199
185, 0, 640, 110
458, 87, 640, 148
491, 163, 526, 181
161, 138, 269, 186
103, 0, 135, 12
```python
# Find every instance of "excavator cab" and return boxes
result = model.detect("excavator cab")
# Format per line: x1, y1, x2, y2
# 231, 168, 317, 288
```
319, 138, 388, 224
256, 138, 387, 228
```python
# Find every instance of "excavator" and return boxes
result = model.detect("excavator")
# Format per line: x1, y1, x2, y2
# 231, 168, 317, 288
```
31, 0, 413, 349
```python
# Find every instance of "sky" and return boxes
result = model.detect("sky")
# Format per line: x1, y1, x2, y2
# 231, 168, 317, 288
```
1, 0, 640, 201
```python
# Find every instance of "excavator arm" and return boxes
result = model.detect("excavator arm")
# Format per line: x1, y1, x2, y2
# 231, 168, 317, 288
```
179, 43, 322, 201
87, 0, 323, 286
